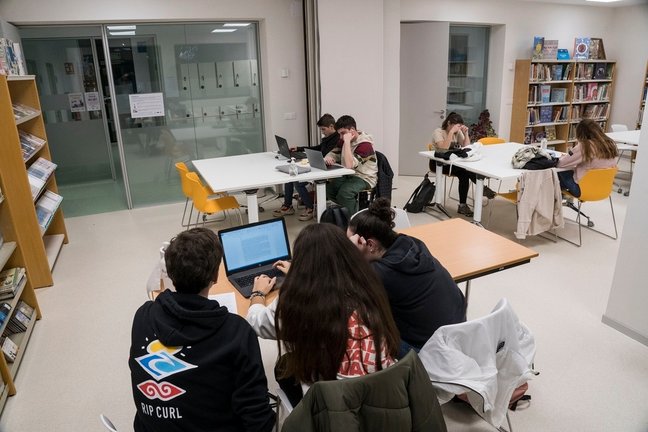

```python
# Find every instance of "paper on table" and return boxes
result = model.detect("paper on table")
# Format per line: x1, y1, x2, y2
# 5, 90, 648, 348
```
208, 292, 238, 314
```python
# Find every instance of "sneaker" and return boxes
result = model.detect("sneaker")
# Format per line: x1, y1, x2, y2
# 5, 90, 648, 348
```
483, 186, 497, 200
272, 206, 295, 217
298, 208, 314, 221
457, 203, 474, 217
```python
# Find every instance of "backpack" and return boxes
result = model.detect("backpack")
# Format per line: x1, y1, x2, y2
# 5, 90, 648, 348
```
403, 174, 436, 213
320, 204, 351, 230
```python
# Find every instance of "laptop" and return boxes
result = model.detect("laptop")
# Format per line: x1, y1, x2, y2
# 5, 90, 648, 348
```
218, 218, 291, 298
304, 148, 345, 171
275, 135, 307, 160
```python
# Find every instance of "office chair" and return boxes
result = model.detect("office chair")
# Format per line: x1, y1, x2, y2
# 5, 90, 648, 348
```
419, 298, 537, 432
280, 350, 447, 432
99, 414, 118, 432
478, 136, 506, 145
558, 167, 618, 247
185, 172, 243, 228
175, 162, 224, 227
350, 207, 411, 230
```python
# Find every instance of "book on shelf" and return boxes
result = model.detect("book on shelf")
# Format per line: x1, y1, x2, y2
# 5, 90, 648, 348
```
1, 336, 18, 362
586, 83, 599, 101
542, 40, 558, 60
532, 36, 544, 59
550, 64, 564, 81
573, 37, 590, 60
524, 128, 532, 145
35, 190, 63, 232
0, 267, 25, 301
534, 130, 546, 143
527, 108, 538, 125
0, 232, 4, 249
19, 131, 46, 161
2, 301, 34, 337
539, 106, 553, 123
544, 125, 557, 141
12, 103, 38, 120
551, 88, 566, 103
540, 85, 551, 103
528, 86, 538, 104
27, 158, 57, 200
593, 63, 608, 80
0, 303, 11, 327
571, 105, 582, 121
562, 63, 573, 80
553, 106, 567, 122
589, 38, 606, 60
557, 49, 570, 60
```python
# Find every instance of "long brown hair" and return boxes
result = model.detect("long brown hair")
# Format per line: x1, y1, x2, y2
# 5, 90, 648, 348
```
576, 119, 618, 162
275, 223, 400, 383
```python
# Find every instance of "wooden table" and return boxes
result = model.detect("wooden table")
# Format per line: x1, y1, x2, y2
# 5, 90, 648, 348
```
400, 218, 538, 304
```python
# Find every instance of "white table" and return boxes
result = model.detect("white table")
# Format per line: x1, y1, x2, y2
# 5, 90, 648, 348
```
193, 152, 354, 223
606, 130, 641, 146
420, 143, 530, 225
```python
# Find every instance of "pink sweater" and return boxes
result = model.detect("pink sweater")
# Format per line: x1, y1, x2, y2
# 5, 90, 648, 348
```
557, 143, 616, 182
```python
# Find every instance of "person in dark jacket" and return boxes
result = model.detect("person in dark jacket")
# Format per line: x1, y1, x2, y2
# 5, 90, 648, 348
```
129, 228, 274, 432
347, 198, 466, 358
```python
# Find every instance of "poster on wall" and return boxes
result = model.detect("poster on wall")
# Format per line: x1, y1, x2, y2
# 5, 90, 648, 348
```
68, 93, 85, 112
84, 92, 101, 112
128, 93, 165, 118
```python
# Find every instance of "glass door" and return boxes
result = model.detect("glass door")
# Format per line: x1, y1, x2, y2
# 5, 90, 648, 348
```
22, 34, 127, 216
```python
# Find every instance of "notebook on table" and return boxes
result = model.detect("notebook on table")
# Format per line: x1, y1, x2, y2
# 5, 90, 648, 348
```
275, 135, 307, 160
304, 148, 344, 171
218, 218, 291, 298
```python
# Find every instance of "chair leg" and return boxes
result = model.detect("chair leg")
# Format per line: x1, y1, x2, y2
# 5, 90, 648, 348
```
181, 198, 190, 227
558, 198, 618, 246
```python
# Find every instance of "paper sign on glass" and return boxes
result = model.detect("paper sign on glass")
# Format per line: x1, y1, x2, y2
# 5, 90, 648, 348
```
84, 92, 101, 112
129, 93, 165, 118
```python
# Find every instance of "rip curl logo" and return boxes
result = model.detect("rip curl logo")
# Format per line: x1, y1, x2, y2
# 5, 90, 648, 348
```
136, 350, 197, 380
137, 380, 187, 401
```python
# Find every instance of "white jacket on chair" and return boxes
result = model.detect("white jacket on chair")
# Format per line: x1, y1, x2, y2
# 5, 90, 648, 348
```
515, 168, 564, 239
418, 298, 536, 428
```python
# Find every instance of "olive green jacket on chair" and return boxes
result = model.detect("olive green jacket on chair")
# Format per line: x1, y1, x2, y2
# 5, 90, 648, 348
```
281, 350, 447, 432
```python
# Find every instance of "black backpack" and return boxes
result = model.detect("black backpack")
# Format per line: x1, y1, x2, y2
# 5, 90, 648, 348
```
320, 205, 351, 230
403, 174, 436, 213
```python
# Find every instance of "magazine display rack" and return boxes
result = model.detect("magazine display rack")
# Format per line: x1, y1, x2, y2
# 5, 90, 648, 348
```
0, 75, 68, 289
510, 59, 616, 152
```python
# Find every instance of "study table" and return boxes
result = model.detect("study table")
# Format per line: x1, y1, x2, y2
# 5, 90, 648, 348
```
193, 152, 354, 223
153, 218, 538, 316
420, 142, 531, 226
606, 130, 641, 195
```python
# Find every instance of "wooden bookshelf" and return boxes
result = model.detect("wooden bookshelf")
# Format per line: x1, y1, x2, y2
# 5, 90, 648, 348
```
0, 75, 68, 288
637, 60, 648, 130
510, 59, 616, 152
0, 74, 65, 412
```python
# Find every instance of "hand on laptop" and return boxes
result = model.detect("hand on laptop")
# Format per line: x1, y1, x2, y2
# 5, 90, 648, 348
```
273, 260, 291, 275
324, 156, 336, 166
253, 275, 277, 295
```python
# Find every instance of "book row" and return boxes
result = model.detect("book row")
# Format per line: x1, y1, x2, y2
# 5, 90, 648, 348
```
529, 63, 572, 82
36, 191, 63, 234
528, 85, 567, 104
527, 106, 568, 125
524, 125, 558, 145
573, 83, 610, 102
12, 103, 38, 120
574, 63, 611, 81
0, 301, 35, 362
20, 130, 46, 162
571, 104, 609, 121
27, 158, 57, 201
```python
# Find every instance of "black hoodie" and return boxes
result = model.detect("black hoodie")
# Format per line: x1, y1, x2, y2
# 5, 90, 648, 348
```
372, 234, 466, 348
129, 290, 275, 432
297, 131, 339, 156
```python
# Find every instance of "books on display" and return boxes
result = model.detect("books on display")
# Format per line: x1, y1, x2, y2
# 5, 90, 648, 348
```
19, 131, 46, 161
542, 40, 558, 60
593, 63, 608, 80
532, 37, 544, 59
589, 38, 606, 60
27, 158, 57, 200
1, 336, 18, 362
12, 103, 38, 120
0, 267, 25, 301
545, 125, 557, 141
540, 85, 551, 103
35, 191, 63, 233
550, 88, 566, 103
573, 37, 591, 60
0, 38, 27, 75
539, 106, 553, 124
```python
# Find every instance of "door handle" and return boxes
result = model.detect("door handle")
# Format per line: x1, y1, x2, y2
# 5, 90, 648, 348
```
433, 109, 445, 114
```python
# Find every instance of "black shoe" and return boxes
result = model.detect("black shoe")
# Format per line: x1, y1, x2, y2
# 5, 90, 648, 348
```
457, 204, 474, 217
483, 186, 497, 200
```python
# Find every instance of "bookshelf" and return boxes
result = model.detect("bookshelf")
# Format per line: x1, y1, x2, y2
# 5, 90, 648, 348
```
0, 75, 68, 288
510, 59, 616, 152
637, 60, 648, 130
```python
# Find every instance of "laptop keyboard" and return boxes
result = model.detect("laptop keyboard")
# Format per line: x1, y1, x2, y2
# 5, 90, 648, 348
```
234, 267, 284, 290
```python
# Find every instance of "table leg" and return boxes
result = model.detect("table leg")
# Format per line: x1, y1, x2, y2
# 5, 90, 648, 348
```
315, 180, 327, 222
244, 189, 259, 223
425, 162, 451, 218
464, 280, 471, 316
473, 176, 484, 226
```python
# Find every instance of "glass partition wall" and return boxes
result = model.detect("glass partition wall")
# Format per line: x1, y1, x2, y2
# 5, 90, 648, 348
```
21, 22, 263, 215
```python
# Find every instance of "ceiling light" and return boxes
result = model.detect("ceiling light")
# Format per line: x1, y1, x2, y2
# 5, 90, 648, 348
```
585, 0, 621, 2
107, 25, 136, 31
211, 29, 237, 33
109, 31, 136, 36
223, 23, 251, 27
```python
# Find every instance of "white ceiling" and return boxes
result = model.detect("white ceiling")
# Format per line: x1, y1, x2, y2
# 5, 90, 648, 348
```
518, 0, 648, 7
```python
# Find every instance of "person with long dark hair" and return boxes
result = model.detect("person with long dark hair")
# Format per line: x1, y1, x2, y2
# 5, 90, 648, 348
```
272, 223, 399, 404
431, 112, 496, 216
348, 198, 466, 358
557, 119, 618, 197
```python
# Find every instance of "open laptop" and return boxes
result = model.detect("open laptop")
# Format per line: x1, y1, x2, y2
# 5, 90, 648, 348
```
218, 218, 291, 298
275, 135, 307, 160
304, 148, 345, 171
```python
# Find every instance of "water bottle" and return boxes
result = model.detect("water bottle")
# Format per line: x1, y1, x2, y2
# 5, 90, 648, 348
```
288, 157, 298, 177
540, 137, 548, 150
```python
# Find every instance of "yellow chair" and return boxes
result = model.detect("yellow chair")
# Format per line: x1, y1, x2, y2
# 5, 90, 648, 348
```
185, 172, 242, 228
478, 137, 506, 145
559, 167, 618, 247
175, 162, 226, 227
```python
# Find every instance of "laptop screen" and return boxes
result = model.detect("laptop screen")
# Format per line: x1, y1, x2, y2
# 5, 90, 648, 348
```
275, 135, 291, 159
219, 218, 291, 274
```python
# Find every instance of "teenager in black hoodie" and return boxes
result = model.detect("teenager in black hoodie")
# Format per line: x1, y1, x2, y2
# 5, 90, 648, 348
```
129, 228, 274, 432
348, 198, 466, 358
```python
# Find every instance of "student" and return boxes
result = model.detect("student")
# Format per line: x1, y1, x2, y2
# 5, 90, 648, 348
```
129, 228, 274, 432
325, 115, 378, 214
260, 223, 399, 405
431, 112, 496, 217
557, 119, 618, 197
347, 198, 466, 358
273, 114, 340, 221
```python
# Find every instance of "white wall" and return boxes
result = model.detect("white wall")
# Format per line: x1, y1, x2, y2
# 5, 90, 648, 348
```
604, 106, 648, 346
0, 0, 308, 149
